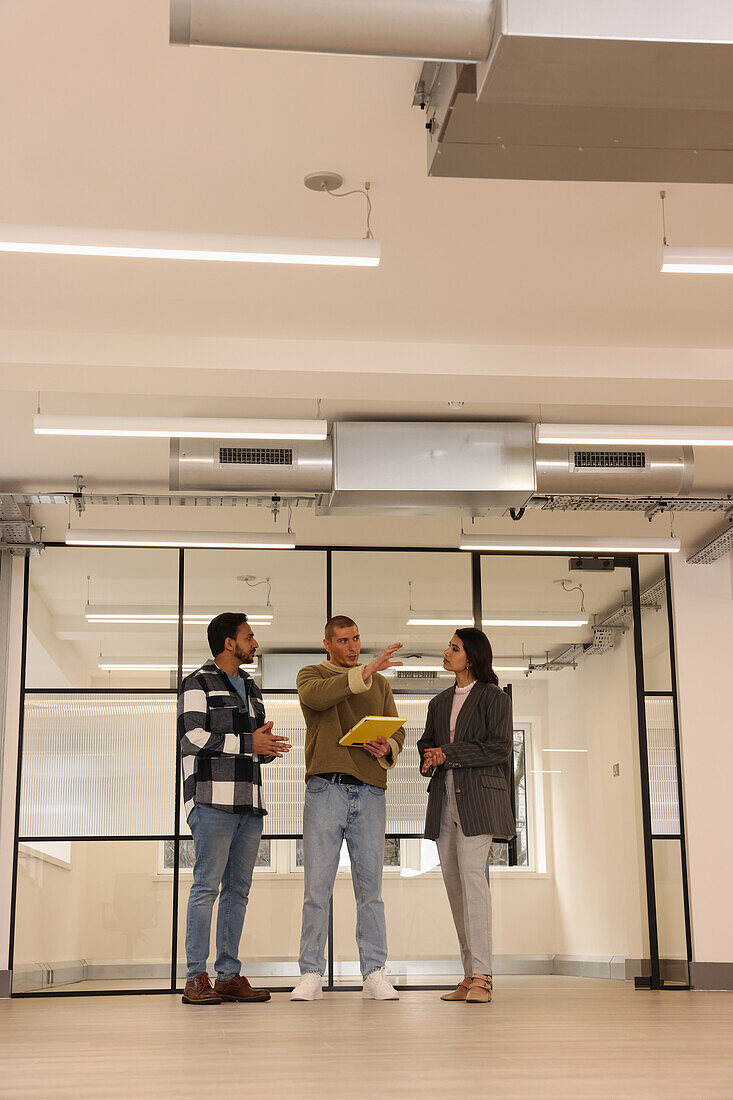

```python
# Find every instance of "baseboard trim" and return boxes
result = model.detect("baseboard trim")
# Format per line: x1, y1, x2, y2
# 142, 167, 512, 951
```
12, 953, 637, 991
690, 962, 733, 991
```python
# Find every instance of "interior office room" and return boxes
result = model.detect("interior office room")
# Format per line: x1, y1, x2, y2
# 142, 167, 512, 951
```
1, 2, 733, 1098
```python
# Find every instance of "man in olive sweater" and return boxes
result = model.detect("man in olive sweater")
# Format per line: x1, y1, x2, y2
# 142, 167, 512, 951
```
291, 616, 404, 1001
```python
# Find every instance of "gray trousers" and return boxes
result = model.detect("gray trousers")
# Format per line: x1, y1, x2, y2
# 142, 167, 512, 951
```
436, 769, 493, 976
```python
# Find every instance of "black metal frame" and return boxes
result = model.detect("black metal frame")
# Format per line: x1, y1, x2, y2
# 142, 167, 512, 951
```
8, 543, 692, 996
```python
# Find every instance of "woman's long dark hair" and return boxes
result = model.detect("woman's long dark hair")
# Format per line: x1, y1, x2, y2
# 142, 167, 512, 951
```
455, 627, 499, 686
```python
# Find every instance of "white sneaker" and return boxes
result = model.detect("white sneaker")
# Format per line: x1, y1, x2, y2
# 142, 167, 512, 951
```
290, 973, 324, 1001
362, 967, 399, 1001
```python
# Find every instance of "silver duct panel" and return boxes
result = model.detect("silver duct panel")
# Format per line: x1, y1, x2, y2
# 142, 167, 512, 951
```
535, 444, 694, 498
170, 0, 496, 62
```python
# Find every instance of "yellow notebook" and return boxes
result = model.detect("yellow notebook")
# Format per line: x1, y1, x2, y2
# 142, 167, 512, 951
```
339, 715, 407, 747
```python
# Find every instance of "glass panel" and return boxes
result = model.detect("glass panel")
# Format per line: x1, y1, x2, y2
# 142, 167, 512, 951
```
26, 547, 180, 689
639, 556, 672, 692
646, 696, 680, 835
176, 841, 301, 987
182, 548, 327, 686
19, 693, 176, 837
331, 549, 472, 691
652, 839, 689, 985
13, 841, 172, 992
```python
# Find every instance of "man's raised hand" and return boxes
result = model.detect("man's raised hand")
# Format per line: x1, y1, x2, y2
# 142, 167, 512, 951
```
252, 721, 292, 758
363, 643, 403, 681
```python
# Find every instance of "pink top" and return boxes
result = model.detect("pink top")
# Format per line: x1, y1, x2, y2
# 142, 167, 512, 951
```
449, 680, 476, 742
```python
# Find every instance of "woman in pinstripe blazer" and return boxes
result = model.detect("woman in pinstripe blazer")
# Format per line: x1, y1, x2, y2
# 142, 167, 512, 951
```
417, 628, 515, 1005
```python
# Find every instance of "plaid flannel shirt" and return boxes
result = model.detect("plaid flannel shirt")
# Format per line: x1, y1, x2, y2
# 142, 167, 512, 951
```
178, 658, 272, 820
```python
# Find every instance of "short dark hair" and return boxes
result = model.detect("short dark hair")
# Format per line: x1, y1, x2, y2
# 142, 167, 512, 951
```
455, 627, 499, 686
325, 615, 357, 641
207, 612, 249, 657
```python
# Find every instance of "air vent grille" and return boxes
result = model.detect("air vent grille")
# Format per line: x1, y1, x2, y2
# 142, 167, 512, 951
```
573, 450, 646, 470
219, 447, 293, 466
395, 670, 441, 680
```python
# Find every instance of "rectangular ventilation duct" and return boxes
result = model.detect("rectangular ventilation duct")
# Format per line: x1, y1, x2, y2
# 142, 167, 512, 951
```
421, 1, 733, 183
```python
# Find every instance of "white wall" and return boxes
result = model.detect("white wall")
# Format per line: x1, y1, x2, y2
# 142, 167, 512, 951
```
671, 550, 733, 970
546, 634, 648, 961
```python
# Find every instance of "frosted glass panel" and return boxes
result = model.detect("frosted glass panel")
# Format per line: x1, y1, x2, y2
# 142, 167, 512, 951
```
20, 694, 176, 837
645, 695, 680, 836
217, 694, 434, 837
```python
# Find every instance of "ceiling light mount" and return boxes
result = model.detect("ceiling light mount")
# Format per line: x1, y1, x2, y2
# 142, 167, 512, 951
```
304, 172, 344, 193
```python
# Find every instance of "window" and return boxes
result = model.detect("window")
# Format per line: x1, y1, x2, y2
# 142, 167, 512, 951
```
488, 728, 528, 867
294, 838, 401, 870
162, 838, 272, 872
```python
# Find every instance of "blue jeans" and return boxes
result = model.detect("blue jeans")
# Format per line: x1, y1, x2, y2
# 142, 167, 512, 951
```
299, 776, 388, 980
185, 804, 262, 981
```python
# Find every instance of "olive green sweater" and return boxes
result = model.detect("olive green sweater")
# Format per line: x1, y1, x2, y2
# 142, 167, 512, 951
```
297, 660, 405, 788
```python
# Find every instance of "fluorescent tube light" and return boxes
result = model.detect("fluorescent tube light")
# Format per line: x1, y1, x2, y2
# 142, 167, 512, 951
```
531, 770, 562, 775
0, 225, 380, 267
661, 245, 733, 275
66, 529, 296, 549
542, 748, 588, 753
85, 604, 274, 625
483, 614, 588, 628
34, 415, 328, 440
408, 610, 588, 628
406, 615, 474, 627
459, 535, 680, 554
536, 423, 733, 447
99, 658, 257, 672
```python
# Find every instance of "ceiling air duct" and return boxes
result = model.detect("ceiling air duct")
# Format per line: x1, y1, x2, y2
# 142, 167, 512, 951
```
170, 0, 496, 62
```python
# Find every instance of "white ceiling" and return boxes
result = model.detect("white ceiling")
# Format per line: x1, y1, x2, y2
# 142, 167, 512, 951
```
4, 0, 733, 346
2, 1, 733, 552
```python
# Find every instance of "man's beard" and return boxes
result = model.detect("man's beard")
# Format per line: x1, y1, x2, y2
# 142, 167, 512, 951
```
234, 645, 252, 664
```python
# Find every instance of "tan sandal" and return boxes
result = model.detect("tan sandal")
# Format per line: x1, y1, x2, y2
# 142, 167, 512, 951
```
440, 977, 472, 1001
465, 974, 492, 1004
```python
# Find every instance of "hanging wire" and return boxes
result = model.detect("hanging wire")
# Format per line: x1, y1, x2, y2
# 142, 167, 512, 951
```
241, 576, 273, 605
323, 180, 374, 239
555, 579, 586, 614
660, 189, 668, 246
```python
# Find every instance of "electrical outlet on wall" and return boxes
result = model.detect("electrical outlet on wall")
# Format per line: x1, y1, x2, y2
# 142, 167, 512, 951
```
612, 763, 620, 777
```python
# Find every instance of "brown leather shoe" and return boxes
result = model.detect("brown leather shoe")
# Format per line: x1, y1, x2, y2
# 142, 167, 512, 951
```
465, 974, 492, 1004
182, 972, 222, 1005
440, 978, 472, 1001
214, 973, 271, 1003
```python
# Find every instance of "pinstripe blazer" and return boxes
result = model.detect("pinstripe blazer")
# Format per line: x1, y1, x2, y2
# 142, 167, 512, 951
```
417, 681, 516, 841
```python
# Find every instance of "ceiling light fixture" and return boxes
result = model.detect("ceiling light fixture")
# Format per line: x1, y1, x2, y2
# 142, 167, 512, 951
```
98, 658, 258, 672
0, 225, 380, 267
407, 610, 588, 628
66, 530, 296, 549
536, 422, 733, 447
85, 604, 274, 625
34, 415, 328, 440
542, 748, 588, 753
660, 246, 733, 275
459, 534, 680, 554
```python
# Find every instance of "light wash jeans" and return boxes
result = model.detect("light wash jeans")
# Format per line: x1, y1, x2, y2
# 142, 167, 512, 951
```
299, 776, 388, 980
185, 804, 262, 981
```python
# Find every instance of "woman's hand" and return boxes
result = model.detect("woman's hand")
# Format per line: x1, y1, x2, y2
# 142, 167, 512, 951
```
422, 746, 446, 772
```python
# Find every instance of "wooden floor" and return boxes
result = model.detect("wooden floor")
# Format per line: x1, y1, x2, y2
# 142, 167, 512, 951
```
1, 977, 732, 1099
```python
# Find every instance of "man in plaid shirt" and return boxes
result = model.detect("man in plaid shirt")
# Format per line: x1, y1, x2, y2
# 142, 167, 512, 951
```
178, 612, 291, 1005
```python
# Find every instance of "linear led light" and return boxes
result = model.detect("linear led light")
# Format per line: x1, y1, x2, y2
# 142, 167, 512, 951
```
407, 611, 588, 628
536, 422, 733, 447
34, 415, 328, 440
660, 245, 733, 275
66, 529, 296, 549
85, 604, 274, 625
531, 770, 562, 775
459, 535, 680, 554
542, 748, 588, 754
98, 658, 257, 672
0, 225, 380, 267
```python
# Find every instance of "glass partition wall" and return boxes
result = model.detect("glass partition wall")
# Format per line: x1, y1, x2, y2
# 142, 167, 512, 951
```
11, 545, 691, 994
